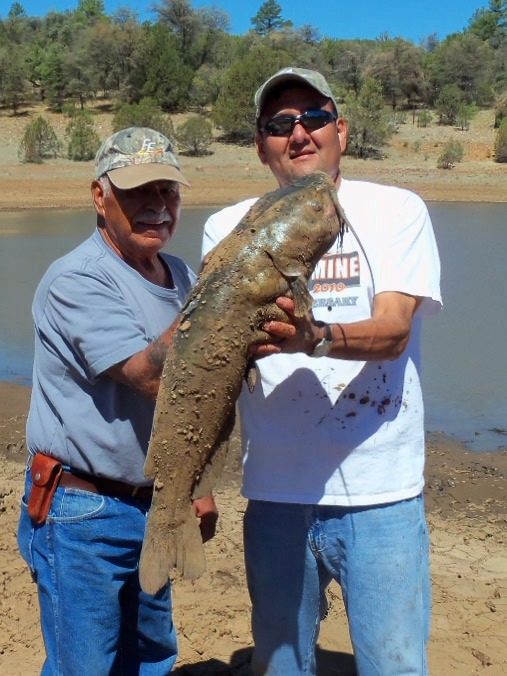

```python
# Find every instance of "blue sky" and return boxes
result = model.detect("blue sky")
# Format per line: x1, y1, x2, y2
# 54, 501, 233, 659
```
3, 0, 489, 44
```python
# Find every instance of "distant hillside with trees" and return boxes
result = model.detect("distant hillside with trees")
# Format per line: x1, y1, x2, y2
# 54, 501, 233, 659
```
1, 0, 507, 162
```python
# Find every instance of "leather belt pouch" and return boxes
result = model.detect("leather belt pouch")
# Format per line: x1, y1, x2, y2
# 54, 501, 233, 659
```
27, 454, 63, 525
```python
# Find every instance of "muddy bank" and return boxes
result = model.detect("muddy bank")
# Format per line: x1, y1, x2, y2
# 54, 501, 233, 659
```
0, 382, 506, 674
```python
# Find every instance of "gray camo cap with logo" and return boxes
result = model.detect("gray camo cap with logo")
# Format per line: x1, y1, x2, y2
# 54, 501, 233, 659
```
255, 67, 339, 121
95, 126, 190, 189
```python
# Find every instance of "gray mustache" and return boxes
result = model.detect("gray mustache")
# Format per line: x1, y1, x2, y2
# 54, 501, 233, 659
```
135, 212, 173, 225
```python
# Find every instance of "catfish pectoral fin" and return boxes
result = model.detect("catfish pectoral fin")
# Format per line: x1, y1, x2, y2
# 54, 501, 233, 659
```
139, 503, 206, 594
291, 274, 314, 317
176, 514, 207, 581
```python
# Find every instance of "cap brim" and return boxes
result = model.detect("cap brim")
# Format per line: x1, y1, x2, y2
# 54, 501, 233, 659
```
107, 163, 190, 189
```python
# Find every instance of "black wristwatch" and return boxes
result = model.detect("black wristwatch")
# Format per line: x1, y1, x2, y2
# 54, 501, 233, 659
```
311, 322, 333, 358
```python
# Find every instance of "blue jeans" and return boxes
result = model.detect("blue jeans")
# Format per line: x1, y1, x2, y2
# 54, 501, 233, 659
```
17, 470, 178, 675
244, 495, 430, 676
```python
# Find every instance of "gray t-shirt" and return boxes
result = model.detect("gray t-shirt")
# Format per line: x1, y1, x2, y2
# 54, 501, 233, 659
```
27, 227, 196, 484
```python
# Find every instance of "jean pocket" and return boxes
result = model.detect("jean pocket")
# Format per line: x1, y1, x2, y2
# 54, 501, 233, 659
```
48, 488, 106, 523
18, 496, 36, 573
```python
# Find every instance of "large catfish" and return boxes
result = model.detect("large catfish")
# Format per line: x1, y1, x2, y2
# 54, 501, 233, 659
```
140, 170, 348, 594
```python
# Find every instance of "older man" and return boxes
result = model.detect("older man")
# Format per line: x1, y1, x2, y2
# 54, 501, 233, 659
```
18, 127, 217, 674
202, 68, 442, 675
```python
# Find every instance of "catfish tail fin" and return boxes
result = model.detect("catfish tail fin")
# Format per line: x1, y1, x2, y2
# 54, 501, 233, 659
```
139, 500, 206, 594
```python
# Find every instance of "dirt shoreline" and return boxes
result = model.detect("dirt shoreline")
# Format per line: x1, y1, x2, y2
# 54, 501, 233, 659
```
0, 104, 505, 212
1, 381, 506, 674
0, 154, 506, 214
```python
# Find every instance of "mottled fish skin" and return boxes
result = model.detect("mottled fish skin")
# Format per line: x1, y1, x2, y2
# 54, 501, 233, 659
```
139, 171, 348, 594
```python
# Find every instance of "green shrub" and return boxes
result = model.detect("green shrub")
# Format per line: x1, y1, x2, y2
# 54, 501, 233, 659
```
18, 116, 60, 163
112, 98, 174, 140
66, 111, 101, 161
437, 140, 464, 169
494, 119, 507, 163
494, 96, 507, 129
174, 116, 213, 157
389, 110, 407, 132
435, 85, 463, 125
456, 103, 478, 131
417, 110, 432, 128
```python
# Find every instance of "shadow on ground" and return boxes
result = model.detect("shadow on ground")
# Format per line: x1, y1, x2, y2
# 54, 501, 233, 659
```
173, 645, 356, 675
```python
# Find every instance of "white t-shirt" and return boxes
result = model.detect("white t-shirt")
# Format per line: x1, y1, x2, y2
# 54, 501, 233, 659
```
202, 179, 442, 506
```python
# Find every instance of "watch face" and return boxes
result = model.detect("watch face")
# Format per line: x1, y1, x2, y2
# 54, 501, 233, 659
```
312, 336, 332, 358
311, 322, 333, 357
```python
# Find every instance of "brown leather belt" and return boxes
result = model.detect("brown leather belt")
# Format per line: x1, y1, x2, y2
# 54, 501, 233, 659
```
59, 470, 153, 501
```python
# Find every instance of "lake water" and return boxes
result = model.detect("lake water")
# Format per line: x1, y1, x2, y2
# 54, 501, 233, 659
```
0, 203, 506, 452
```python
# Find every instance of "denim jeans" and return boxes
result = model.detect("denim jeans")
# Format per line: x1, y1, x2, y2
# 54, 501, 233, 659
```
244, 494, 430, 676
17, 470, 178, 675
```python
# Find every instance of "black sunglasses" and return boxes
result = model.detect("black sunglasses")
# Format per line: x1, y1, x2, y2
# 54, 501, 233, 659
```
260, 109, 338, 137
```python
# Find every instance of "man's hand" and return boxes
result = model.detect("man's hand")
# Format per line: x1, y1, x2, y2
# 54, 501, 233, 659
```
250, 297, 322, 358
249, 291, 422, 362
193, 494, 219, 543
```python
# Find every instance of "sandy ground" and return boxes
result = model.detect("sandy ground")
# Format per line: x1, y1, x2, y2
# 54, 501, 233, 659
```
0, 382, 506, 675
0, 106, 506, 673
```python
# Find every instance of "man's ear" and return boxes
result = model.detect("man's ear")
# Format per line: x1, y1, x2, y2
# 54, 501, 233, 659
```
337, 118, 348, 153
91, 179, 106, 216
255, 130, 269, 166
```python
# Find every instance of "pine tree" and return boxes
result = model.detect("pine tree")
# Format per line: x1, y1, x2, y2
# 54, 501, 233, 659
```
251, 1, 287, 36
18, 116, 60, 163
66, 110, 100, 161
344, 78, 391, 158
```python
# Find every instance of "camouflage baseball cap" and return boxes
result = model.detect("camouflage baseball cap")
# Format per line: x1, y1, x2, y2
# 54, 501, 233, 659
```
95, 127, 190, 189
255, 67, 339, 120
